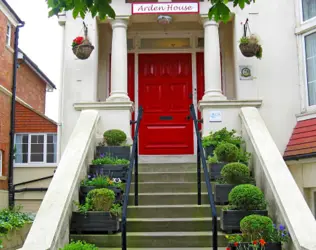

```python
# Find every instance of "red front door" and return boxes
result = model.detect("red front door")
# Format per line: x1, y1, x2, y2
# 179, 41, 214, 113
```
139, 54, 194, 155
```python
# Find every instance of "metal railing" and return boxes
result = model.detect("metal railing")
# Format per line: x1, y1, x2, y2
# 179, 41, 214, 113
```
122, 106, 143, 250
190, 104, 218, 250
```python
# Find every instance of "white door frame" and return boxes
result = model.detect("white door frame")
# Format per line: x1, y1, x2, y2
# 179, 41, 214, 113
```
129, 31, 204, 157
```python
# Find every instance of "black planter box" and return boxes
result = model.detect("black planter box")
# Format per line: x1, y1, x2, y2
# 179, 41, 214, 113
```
96, 146, 130, 160
221, 209, 268, 233
209, 162, 227, 181
204, 145, 215, 158
89, 164, 128, 181
70, 211, 120, 234
229, 242, 281, 250
214, 184, 236, 205
79, 186, 123, 204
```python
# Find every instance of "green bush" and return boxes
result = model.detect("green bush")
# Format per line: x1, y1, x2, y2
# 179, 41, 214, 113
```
103, 129, 127, 146
228, 184, 266, 210
92, 156, 129, 165
221, 162, 250, 185
59, 240, 98, 250
86, 188, 115, 211
240, 215, 273, 241
202, 128, 244, 148
214, 142, 239, 163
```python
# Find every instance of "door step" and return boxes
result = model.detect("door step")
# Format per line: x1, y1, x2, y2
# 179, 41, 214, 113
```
70, 231, 228, 248
132, 172, 207, 182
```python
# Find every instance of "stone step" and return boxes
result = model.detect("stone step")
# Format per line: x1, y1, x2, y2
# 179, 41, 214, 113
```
70, 232, 228, 248
130, 182, 209, 193
132, 172, 207, 183
138, 163, 198, 172
99, 248, 229, 250
128, 193, 209, 205
126, 217, 219, 232
127, 205, 223, 218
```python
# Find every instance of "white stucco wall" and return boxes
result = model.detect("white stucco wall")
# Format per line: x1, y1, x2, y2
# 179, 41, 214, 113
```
59, 0, 301, 156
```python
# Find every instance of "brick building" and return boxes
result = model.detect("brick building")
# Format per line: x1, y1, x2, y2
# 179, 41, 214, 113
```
0, 0, 57, 194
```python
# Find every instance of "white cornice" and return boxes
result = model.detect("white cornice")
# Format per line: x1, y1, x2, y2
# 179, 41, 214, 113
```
0, 1, 19, 26
199, 99, 263, 109
73, 101, 134, 111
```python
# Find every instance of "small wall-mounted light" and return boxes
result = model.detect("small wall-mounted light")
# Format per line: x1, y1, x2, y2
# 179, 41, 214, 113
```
157, 15, 172, 25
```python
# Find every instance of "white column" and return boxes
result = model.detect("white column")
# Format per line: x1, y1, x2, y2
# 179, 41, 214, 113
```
107, 18, 130, 102
202, 18, 226, 100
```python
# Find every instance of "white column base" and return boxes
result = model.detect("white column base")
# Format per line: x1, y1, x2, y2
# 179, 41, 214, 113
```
202, 90, 227, 101
106, 92, 130, 102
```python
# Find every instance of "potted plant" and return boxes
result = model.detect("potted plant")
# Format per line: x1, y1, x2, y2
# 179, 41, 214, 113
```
79, 175, 124, 204
214, 162, 251, 205
71, 188, 121, 234
239, 34, 263, 59
59, 240, 98, 250
220, 184, 268, 232
226, 215, 290, 250
96, 129, 130, 160
202, 128, 244, 157
89, 155, 129, 181
207, 142, 240, 180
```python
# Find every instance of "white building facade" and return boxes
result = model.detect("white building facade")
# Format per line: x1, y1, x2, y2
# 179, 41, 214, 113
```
58, 0, 316, 215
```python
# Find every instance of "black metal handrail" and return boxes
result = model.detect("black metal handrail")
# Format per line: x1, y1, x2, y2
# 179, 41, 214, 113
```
190, 104, 218, 250
122, 106, 143, 250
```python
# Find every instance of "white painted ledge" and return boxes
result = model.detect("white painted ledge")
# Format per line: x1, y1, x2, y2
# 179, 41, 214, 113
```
74, 101, 134, 111
199, 99, 262, 109
18, 110, 99, 250
240, 107, 316, 250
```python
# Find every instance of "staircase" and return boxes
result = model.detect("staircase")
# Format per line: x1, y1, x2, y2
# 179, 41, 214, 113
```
70, 163, 228, 249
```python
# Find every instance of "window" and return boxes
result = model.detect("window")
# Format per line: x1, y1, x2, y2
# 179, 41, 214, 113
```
140, 38, 191, 49
15, 134, 57, 165
305, 32, 316, 106
0, 151, 2, 176
6, 22, 11, 47
302, 0, 316, 21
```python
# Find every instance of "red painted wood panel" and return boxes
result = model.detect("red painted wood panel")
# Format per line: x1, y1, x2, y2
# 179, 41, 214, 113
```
138, 54, 194, 155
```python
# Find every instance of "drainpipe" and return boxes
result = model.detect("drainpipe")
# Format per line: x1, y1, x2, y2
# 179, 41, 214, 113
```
8, 22, 25, 208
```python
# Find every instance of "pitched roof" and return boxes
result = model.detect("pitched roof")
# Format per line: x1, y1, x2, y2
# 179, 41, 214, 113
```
18, 49, 56, 90
284, 118, 316, 160
1, 0, 23, 25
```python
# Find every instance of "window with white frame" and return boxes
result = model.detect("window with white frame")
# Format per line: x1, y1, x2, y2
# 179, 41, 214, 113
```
300, 0, 316, 107
15, 134, 57, 165
6, 22, 11, 47
0, 150, 2, 176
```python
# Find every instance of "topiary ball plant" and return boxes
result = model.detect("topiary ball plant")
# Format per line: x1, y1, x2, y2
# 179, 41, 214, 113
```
103, 129, 127, 146
86, 188, 115, 211
214, 142, 239, 163
228, 184, 266, 211
221, 162, 250, 185
240, 215, 273, 241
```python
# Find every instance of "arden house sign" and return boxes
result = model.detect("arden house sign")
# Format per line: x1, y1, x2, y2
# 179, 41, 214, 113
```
132, 2, 199, 15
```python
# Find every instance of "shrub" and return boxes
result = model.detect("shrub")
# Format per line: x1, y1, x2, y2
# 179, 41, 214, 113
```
86, 188, 115, 211
221, 162, 250, 185
202, 128, 244, 149
92, 155, 129, 165
228, 184, 266, 210
59, 240, 98, 250
240, 215, 273, 241
81, 175, 122, 189
103, 129, 127, 146
214, 142, 239, 163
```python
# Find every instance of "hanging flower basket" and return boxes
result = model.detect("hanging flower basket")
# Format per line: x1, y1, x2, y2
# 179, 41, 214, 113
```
72, 36, 94, 60
239, 19, 263, 59
239, 42, 260, 58
72, 22, 94, 60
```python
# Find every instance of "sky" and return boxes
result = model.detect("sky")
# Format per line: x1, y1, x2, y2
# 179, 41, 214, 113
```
7, 0, 62, 122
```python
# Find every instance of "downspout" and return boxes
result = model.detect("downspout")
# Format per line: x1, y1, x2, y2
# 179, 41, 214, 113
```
8, 22, 25, 208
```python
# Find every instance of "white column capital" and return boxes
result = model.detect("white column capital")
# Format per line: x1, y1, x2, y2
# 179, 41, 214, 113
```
110, 18, 129, 29
200, 16, 219, 28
